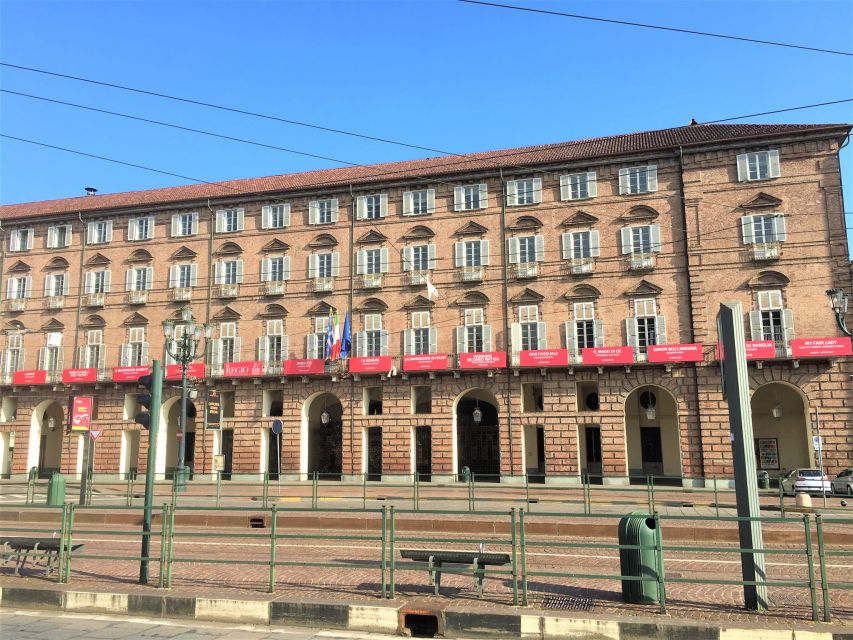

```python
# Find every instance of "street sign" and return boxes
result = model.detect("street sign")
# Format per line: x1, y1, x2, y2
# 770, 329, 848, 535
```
271, 419, 283, 435
207, 390, 221, 430
813, 435, 822, 452
213, 454, 225, 472
176, 431, 183, 439
90, 429, 103, 442
71, 396, 93, 432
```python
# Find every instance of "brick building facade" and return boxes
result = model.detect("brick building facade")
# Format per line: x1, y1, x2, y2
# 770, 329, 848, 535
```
0, 122, 850, 485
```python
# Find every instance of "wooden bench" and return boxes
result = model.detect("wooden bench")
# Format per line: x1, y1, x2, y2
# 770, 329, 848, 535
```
1, 537, 83, 576
399, 549, 511, 596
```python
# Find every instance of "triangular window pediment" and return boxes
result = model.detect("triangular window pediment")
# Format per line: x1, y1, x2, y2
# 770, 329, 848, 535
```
509, 287, 544, 303
212, 306, 241, 321
454, 221, 489, 237
215, 242, 243, 256
626, 279, 663, 297
260, 304, 288, 317
456, 292, 490, 306
507, 216, 543, 231
748, 270, 789, 289
357, 230, 388, 245
308, 234, 338, 248
5, 320, 26, 332
171, 246, 198, 260
86, 253, 111, 267
127, 249, 153, 263
620, 206, 659, 222
307, 300, 336, 316
41, 319, 65, 331
564, 285, 601, 300
45, 257, 70, 270
8, 260, 31, 273
261, 239, 290, 253
561, 211, 600, 227
405, 295, 434, 309
124, 312, 149, 326
401, 225, 435, 240
741, 192, 783, 209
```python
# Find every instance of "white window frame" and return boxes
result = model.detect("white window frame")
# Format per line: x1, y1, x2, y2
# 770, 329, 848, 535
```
171, 212, 198, 237
507, 177, 542, 206
309, 199, 339, 225
454, 184, 488, 211
618, 165, 658, 195
560, 171, 597, 200
87, 220, 113, 245
737, 150, 781, 182
403, 189, 436, 216
261, 203, 291, 229
47, 224, 72, 249
8, 228, 34, 252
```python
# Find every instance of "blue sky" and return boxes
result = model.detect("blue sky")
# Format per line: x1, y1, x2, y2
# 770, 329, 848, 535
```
1, 1, 851, 252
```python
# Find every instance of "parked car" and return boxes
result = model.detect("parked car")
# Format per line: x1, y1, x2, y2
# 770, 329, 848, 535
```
781, 468, 832, 496
831, 468, 853, 496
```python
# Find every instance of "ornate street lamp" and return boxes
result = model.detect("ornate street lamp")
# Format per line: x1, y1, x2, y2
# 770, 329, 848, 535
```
771, 403, 783, 420
472, 402, 482, 425
163, 307, 211, 491
639, 390, 657, 421
826, 289, 851, 337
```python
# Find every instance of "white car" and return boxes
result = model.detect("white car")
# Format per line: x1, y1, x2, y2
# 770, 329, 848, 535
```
781, 468, 832, 496
831, 468, 853, 496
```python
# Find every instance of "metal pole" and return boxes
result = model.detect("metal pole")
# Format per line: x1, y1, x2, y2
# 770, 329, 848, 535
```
78, 435, 90, 505
175, 352, 188, 491
139, 360, 163, 584
718, 302, 768, 610
815, 407, 827, 509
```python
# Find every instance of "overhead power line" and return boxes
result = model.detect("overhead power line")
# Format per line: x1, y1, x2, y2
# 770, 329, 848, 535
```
458, 0, 853, 57
702, 98, 853, 124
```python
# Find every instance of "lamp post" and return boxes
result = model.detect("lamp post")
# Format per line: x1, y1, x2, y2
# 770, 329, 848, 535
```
163, 308, 211, 491
826, 289, 851, 337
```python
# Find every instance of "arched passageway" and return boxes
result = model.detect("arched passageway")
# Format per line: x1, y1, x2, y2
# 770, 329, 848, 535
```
455, 389, 500, 480
624, 386, 682, 480
27, 400, 65, 478
751, 382, 812, 474
304, 393, 343, 478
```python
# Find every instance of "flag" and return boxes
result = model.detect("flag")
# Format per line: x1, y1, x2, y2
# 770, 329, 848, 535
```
324, 310, 334, 360
339, 310, 352, 359
426, 278, 438, 301
330, 310, 341, 359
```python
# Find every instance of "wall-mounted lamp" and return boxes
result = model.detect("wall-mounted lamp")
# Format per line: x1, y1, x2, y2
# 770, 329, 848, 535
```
639, 390, 657, 421
771, 403, 783, 420
472, 401, 482, 425
47, 416, 56, 431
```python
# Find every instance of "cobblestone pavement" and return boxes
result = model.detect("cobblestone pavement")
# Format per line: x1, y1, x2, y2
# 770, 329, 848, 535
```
0, 609, 407, 640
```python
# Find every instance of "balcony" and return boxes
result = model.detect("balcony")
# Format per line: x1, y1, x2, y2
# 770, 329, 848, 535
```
513, 263, 539, 279
46, 369, 63, 384
626, 253, 656, 271
360, 273, 383, 289
751, 242, 782, 261
570, 257, 595, 275
85, 293, 105, 307
218, 284, 240, 298
262, 281, 286, 296
5, 299, 26, 312
262, 360, 283, 375
127, 291, 148, 305
0, 372, 14, 385
312, 277, 334, 292
171, 287, 193, 302
45, 296, 65, 310
406, 271, 430, 286
460, 266, 484, 282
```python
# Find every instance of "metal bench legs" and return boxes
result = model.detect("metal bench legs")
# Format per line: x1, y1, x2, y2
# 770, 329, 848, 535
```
427, 555, 443, 596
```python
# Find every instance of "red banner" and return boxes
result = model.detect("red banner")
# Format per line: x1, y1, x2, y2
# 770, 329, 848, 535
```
221, 361, 264, 378
166, 362, 207, 380
791, 337, 852, 358
518, 349, 569, 367
403, 353, 449, 371
12, 370, 47, 385
283, 359, 325, 375
63, 368, 98, 384
71, 396, 92, 431
112, 365, 150, 382
715, 340, 777, 361
349, 356, 393, 374
581, 346, 634, 366
459, 351, 507, 369
647, 343, 704, 363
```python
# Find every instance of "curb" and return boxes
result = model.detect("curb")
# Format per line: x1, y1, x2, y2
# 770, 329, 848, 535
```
2, 586, 852, 639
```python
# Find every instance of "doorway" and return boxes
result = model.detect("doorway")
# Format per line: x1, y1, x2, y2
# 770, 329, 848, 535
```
640, 427, 663, 476
221, 429, 233, 480
583, 426, 602, 479
415, 426, 431, 481
305, 393, 343, 479
625, 386, 682, 479
524, 425, 545, 483
366, 427, 382, 481
267, 428, 282, 480
121, 431, 140, 480
456, 391, 500, 480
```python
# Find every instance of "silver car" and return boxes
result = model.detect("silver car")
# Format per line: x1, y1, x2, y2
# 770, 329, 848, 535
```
781, 468, 832, 496
831, 468, 853, 496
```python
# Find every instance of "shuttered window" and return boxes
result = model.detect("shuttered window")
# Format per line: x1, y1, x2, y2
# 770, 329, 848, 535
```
736, 150, 781, 182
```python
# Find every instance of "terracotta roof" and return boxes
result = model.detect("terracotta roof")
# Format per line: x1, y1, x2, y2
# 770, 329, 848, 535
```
1, 122, 848, 221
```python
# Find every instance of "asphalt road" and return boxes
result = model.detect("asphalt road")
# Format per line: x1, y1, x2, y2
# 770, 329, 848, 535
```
0, 610, 407, 640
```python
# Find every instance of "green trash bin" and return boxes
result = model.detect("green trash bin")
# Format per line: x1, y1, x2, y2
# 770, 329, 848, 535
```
757, 471, 770, 490
47, 473, 66, 507
618, 511, 660, 604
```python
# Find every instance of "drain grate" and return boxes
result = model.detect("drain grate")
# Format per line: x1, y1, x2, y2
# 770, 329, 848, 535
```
541, 595, 595, 611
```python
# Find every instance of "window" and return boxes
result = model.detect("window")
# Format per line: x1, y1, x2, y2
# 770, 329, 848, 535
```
750, 290, 793, 350
261, 256, 291, 282
620, 224, 661, 254
9, 228, 33, 252
307, 316, 330, 359
412, 386, 432, 414
626, 298, 665, 356
454, 240, 490, 268
85, 270, 110, 294
507, 178, 541, 206
40, 334, 63, 371
521, 382, 544, 412
357, 248, 388, 276
508, 235, 544, 264
458, 307, 490, 353
44, 273, 68, 297
741, 214, 787, 245
309, 199, 338, 225
84, 330, 104, 369
359, 313, 386, 357
403, 244, 435, 272
309, 253, 339, 279
407, 311, 434, 355
737, 150, 780, 182
560, 172, 597, 200
126, 267, 153, 291
261, 204, 291, 229
3, 334, 23, 375
129, 216, 154, 241
47, 224, 72, 248
561, 230, 601, 264
215, 260, 243, 285
169, 264, 197, 289
618, 165, 657, 195
519, 305, 541, 351
171, 212, 198, 237
216, 208, 244, 233
454, 184, 488, 211
218, 322, 238, 363
573, 302, 598, 350
357, 194, 387, 220
87, 220, 113, 245
6, 276, 31, 299
264, 319, 286, 362
122, 327, 148, 366
403, 189, 435, 216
